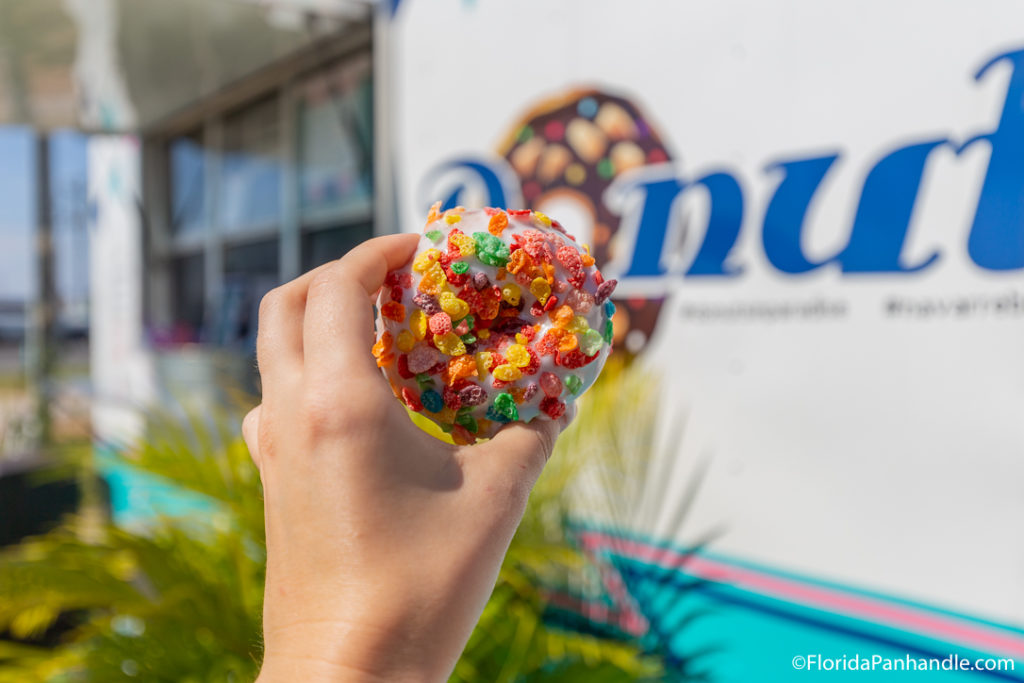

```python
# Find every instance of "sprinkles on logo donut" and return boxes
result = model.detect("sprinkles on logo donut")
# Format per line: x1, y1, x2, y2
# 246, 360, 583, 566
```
374, 203, 617, 444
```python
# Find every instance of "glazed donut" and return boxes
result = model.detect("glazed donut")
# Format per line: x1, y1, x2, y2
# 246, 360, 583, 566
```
372, 203, 617, 444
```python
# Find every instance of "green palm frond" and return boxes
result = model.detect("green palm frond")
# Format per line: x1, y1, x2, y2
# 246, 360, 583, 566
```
0, 361, 701, 682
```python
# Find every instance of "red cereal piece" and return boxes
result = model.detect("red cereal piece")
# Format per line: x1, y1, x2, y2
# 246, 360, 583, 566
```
384, 271, 401, 287
557, 349, 595, 369
543, 295, 559, 312
557, 245, 583, 272
389, 285, 404, 302
540, 396, 566, 419
397, 354, 414, 379
522, 348, 540, 375
429, 312, 453, 335
442, 384, 462, 410
530, 300, 545, 317
594, 270, 604, 286
443, 265, 470, 286
398, 272, 413, 288
519, 325, 536, 341
402, 387, 423, 412
476, 287, 501, 320
509, 209, 532, 216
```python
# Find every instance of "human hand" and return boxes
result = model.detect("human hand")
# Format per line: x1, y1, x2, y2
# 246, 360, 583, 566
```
243, 234, 574, 682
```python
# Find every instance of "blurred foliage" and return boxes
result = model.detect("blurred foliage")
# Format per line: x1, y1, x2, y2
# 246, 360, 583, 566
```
0, 360, 697, 681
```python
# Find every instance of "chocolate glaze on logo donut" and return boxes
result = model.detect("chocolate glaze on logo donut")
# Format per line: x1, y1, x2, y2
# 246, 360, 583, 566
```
496, 89, 670, 353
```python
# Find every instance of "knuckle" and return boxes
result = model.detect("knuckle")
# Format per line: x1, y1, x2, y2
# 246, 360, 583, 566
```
258, 286, 287, 321
307, 266, 341, 300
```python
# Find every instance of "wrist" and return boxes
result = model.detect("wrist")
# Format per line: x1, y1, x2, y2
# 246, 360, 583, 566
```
259, 615, 455, 683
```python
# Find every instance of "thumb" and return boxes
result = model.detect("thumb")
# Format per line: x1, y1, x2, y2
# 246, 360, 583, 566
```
471, 403, 577, 491
242, 405, 262, 470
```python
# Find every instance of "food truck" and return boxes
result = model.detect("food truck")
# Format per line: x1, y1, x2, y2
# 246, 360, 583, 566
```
384, 1, 1024, 678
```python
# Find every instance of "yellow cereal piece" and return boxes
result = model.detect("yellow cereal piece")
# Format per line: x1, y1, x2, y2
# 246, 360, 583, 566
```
478, 329, 491, 340
530, 277, 551, 305
506, 343, 530, 368
396, 329, 415, 352
439, 291, 470, 319
515, 332, 528, 345
501, 283, 521, 306
437, 406, 456, 422
475, 351, 494, 376
434, 332, 466, 356
533, 211, 552, 227
409, 310, 428, 340
569, 315, 590, 334
418, 262, 447, 295
412, 248, 441, 273
445, 213, 462, 224
493, 363, 523, 382
449, 231, 475, 255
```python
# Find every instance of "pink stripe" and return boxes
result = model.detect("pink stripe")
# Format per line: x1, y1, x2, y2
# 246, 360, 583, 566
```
578, 531, 1024, 660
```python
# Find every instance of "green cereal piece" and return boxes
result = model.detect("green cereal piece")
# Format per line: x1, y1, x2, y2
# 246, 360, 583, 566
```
472, 232, 511, 267
455, 411, 478, 433
565, 375, 583, 395
425, 229, 443, 242
603, 319, 614, 345
488, 392, 519, 422
451, 261, 469, 274
460, 333, 477, 345
415, 373, 435, 391
580, 329, 604, 356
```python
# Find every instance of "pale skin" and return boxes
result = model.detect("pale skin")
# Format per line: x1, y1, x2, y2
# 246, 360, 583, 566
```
242, 233, 574, 682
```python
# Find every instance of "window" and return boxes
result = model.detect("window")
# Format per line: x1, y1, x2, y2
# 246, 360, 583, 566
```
154, 46, 373, 350
220, 96, 282, 235
168, 130, 206, 237
298, 54, 373, 225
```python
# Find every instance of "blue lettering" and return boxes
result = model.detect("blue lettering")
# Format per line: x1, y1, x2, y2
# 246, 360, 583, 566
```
762, 155, 840, 274
962, 48, 1024, 270
618, 172, 744, 279
842, 139, 945, 273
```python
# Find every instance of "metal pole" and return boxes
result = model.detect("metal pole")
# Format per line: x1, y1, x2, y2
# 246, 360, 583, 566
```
27, 132, 55, 448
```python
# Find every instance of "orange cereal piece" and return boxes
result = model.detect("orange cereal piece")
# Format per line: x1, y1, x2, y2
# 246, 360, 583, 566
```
371, 331, 393, 358
426, 201, 443, 225
549, 304, 574, 328
418, 262, 448, 295
488, 211, 509, 236
581, 243, 596, 267
447, 355, 478, 384
557, 334, 579, 352
381, 301, 406, 323
506, 249, 532, 274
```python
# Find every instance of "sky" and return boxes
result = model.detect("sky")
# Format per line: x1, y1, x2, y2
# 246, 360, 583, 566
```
0, 125, 89, 317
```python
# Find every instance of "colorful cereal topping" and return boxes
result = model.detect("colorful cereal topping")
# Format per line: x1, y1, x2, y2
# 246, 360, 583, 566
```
373, 206, 616, 442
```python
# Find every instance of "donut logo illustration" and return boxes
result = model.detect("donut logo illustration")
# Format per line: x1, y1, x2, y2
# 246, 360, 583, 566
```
497, 90, 671, 353
420, 89, 673, 353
